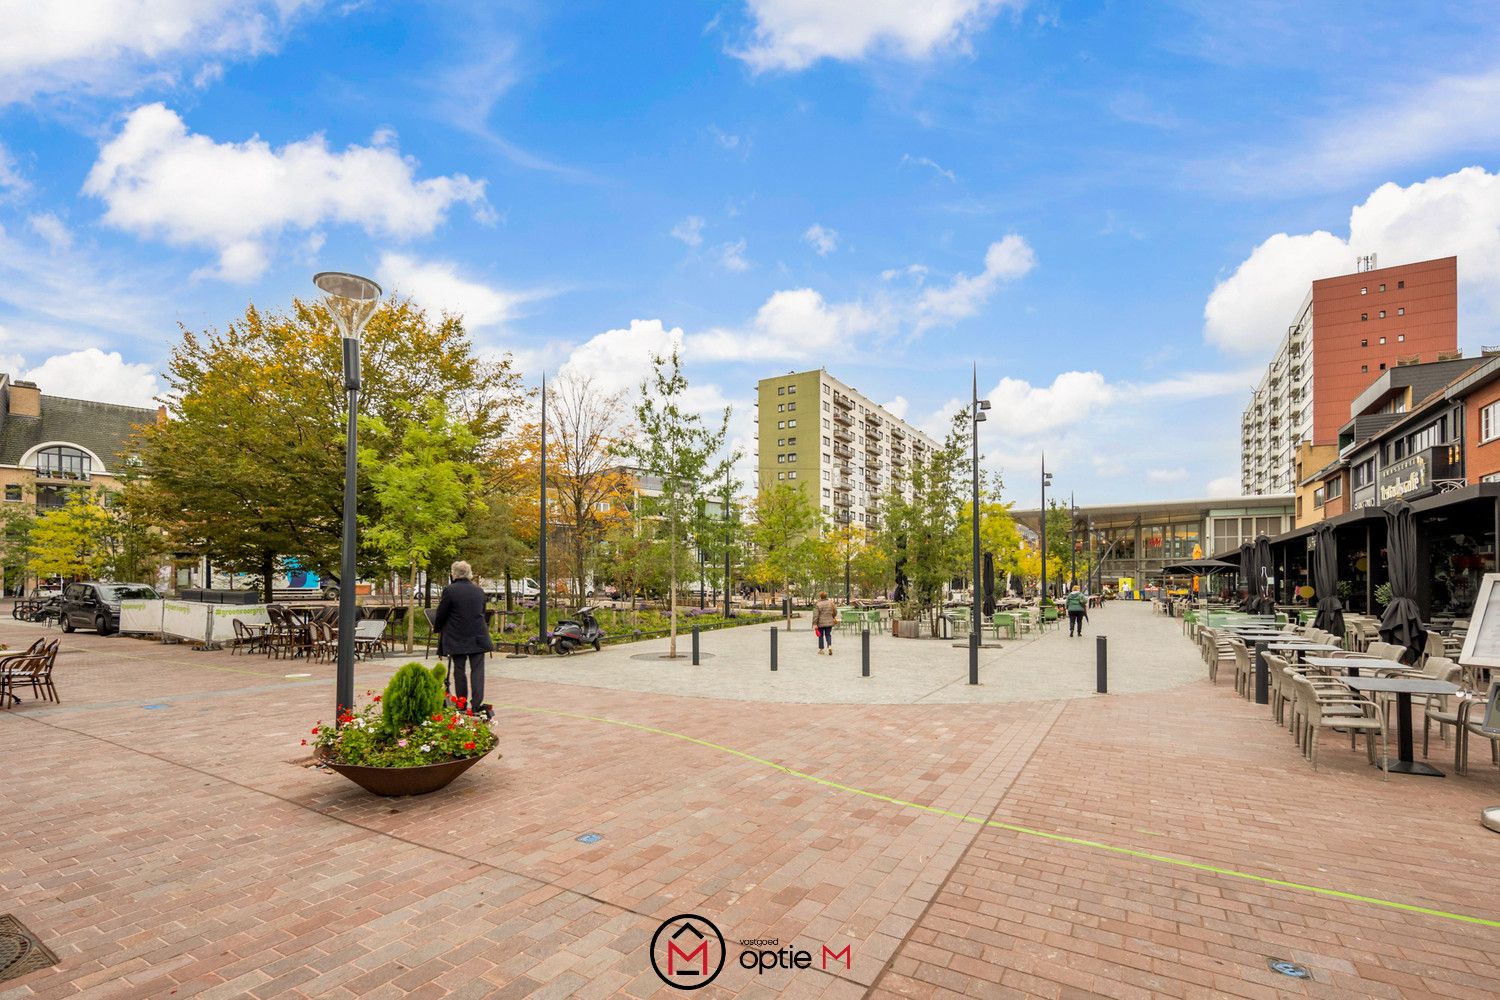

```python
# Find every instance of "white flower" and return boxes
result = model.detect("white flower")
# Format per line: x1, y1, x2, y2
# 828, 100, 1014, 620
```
420, 744, 432, 753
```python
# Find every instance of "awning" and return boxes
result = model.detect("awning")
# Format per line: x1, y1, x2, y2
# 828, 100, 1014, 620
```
1161, 559, 1240, 574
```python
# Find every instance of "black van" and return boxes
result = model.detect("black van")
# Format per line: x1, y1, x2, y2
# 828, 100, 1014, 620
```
61, 582, 160, 635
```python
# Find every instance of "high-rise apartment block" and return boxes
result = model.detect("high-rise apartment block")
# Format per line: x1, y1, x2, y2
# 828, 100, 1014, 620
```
755, 370, 939, 529
1241, 255, 1458, 494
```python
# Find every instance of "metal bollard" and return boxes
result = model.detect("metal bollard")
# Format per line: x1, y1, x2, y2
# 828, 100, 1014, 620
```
770, 627, 778, 671
1096, 635, 1107, 694
861, 628, 870, 677
691, 625, 700, 665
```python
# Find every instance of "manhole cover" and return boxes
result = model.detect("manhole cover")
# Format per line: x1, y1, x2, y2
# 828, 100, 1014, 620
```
0, 914, 58, 984
576, 833, 602, 844
1267, 958, 1311, 979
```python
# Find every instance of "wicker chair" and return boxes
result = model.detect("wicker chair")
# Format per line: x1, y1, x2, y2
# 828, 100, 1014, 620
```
1290, 673, 1388, 776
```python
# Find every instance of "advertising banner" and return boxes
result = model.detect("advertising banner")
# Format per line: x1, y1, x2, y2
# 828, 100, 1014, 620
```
161, 601, 212, 643
119, 599, 164, 634
207, 604, 270, 645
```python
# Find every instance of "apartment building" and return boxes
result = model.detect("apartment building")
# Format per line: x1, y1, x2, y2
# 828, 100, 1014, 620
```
1241, 255, 1458, 495
755, 370, 939, 530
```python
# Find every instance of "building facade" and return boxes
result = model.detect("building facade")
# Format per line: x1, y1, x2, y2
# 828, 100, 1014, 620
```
1241, 255, 1458, 495
1012, 496, 1295, 589
0, 375, 157, 512
754, 370, 938, 530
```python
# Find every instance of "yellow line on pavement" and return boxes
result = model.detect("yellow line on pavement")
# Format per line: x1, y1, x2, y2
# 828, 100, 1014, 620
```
497, 702, 1500, 930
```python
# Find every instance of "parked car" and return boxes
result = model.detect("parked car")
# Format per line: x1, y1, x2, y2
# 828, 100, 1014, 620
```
61, 582, 161, 635
483, 577, 541, 600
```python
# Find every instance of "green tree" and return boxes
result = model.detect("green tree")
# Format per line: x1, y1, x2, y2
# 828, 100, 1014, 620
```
619, 350, 735, 658
362, 399, 483, 651
879, 409, 968, 630
0, 489, 35, 593
131, 297, 524, 601
29, 491, 114, 580
747, 483, 822, 609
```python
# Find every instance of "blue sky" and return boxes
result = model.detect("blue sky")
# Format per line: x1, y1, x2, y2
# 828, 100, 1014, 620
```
4, 0, 1500, 504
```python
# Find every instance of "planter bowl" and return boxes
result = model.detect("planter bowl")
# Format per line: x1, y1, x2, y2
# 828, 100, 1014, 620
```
321, 749, 494, 796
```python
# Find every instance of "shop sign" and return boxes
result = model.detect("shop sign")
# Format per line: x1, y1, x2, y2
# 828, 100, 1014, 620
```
1378, 453, 1429, 502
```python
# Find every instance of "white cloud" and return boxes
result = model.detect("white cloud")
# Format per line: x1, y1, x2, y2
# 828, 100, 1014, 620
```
27, 213, 72, 252
882, 395, 909, 420
558, 319, 685, 400
1145, 467, 1189, 484
1205, 166, 1500, 354
21, 348, 160, 408
695, 287, 881, 361
376, 253, 548, 333
0, 143, 26, 194
986, 371, 1112, 438
83, 103, 489, 281
803, 223, 838, 256
671, 215, 705, 247
733, 0, 1017, 71
914, 234, 1035, 331
901, 153, 957, 182
0, 0, 319, 105
1206, 475, 1243, 498
717, 238, 752, 272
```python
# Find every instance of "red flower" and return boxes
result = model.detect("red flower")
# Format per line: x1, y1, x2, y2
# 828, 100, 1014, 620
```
463, 741, 475, 750
373, 695, 381, 702
301, 739, 308, 746
311, 727, 320, 735
455, 696, 467, 707
431, 713, 443, 721
447, 722, 457, 730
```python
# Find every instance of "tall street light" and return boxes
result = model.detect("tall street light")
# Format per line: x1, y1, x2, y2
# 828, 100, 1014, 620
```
1040, 453, 1053, 603
314, 270, 382, 723
969, 365, 990, 685
1069, 491, 1077, 589
538, 373, 548, 647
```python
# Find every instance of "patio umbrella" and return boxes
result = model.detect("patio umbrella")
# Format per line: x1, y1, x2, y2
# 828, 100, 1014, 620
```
1379, 500, 1427, 664
1311, 523, 1345, 638
1238, 542, 1254, 610
1161, 559, 1238, 575
1252, 535, 1275, 613
893, 559, 907, 604
982, 552, 996, 617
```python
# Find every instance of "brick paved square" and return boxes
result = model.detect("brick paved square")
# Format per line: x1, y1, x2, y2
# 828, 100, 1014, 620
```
3, 603, 1499, 998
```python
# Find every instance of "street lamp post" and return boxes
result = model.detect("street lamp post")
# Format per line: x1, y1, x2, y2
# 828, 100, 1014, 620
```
723, 472, 732, 619
970, 365, 990, 685
1040, 454, 1053, 602
314, 271, 382, 724
1069, 492, 1077, 590
539, 373, 548, 648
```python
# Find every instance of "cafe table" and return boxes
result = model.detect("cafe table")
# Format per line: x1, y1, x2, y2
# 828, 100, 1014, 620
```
1251, 642, 1341, 704
1303, 656, 1408, 679
1341, 675, 1461, 776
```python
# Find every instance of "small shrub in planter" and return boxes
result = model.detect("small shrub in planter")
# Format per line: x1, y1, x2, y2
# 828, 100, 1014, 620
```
307, 662, 497, 794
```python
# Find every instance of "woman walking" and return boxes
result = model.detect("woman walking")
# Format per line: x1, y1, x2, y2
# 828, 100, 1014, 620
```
813, 591, 838, 655
434, 561, 495, 720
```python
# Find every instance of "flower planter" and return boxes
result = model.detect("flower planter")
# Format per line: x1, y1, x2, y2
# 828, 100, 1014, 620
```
320, 749, 494, 796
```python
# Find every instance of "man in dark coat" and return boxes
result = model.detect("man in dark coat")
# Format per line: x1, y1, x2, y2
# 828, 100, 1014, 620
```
433, 560, 495, 719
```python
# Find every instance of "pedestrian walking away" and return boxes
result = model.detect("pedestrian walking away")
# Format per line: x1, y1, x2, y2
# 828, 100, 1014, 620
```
813, 591, 838, 654
1066, 586, 1088, 637
434, 560, 496, 720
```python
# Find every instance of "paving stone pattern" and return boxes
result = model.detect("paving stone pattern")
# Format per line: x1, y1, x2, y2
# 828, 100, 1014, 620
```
1, 603, 1498, 998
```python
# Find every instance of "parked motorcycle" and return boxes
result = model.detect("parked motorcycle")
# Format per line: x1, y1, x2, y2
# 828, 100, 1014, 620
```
548, 607, 605, 655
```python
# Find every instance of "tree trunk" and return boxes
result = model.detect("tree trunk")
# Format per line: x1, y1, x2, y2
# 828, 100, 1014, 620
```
261, 549, 274, 604
406, 562, 418, 652
504, 564, 513, 612
669, 540, 678, 658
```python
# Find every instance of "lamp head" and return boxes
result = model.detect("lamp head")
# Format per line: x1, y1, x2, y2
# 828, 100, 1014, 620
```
978, 399, 991, 410
314, 271, 382, 340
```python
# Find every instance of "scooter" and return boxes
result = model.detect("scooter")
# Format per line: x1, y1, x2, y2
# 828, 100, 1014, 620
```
548, 607, 606, 655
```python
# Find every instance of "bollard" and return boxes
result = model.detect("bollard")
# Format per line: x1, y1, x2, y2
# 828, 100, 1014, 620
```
1096, 635, 1107, 694
783, 596, 792, 631
861, 628, 870, 677
1254, 639, 1269, 705
770, 626, 778, 671
969, 631, 979, 685
691, 625, 700, 665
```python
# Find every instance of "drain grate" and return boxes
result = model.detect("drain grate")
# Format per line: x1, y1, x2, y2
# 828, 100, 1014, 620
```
0, 914, 58, 984
1267, 958, 1311, 979
576, 833, 602, 844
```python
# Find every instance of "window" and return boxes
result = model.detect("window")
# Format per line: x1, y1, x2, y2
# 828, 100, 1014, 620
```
1379, 337, 1386, 345
1361, 339, 1368, 347
787, 436, 796, 446
1398, 280, 1405, 288
1379, 310, 1386, 319
777, 386, 785, 395
787, 452, 797, 462
1352, 460, 1374, 487
1379, 363, 1387, 371
1361, 313, 1368, 321
823, 452, 830, 462
1482, 401, 1500, 443
777, 438, 784, 447
1361, 287, 1367, 295
1313, 487, 1325, 508
1379, 283, 1386, 292
1326, 478, 1342, 500
777, 455, 785, 464
823, 401, 830, 411
778, 472, 785, 480
822, 418, 830, 429
1398, 307, 1405, 316
822, 436, 830, 445
1397, 334, 1405, 342
2, 484, 18, 502
822, 488, 830, 497
1361, 365, 1368, 373
777, 403, 784, 412
787, 384, 796, 394
787, 401, 796, 411
778, 420, 785, 429
788, 419, 796, 427
35, 445, 91, 481
787, 470, 797, 479
822, 469, 830, 480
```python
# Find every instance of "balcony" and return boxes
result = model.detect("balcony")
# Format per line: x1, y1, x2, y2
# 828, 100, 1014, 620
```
834, 410, 854, 427
36, 463, 91, 483
834, 393, 854, 410
834, 492, 853, 507
833, 426, 853, 442
833, 444, 854, 460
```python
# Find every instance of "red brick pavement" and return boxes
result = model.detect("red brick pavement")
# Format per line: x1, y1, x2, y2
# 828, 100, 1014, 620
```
2, 613, 1499, 999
